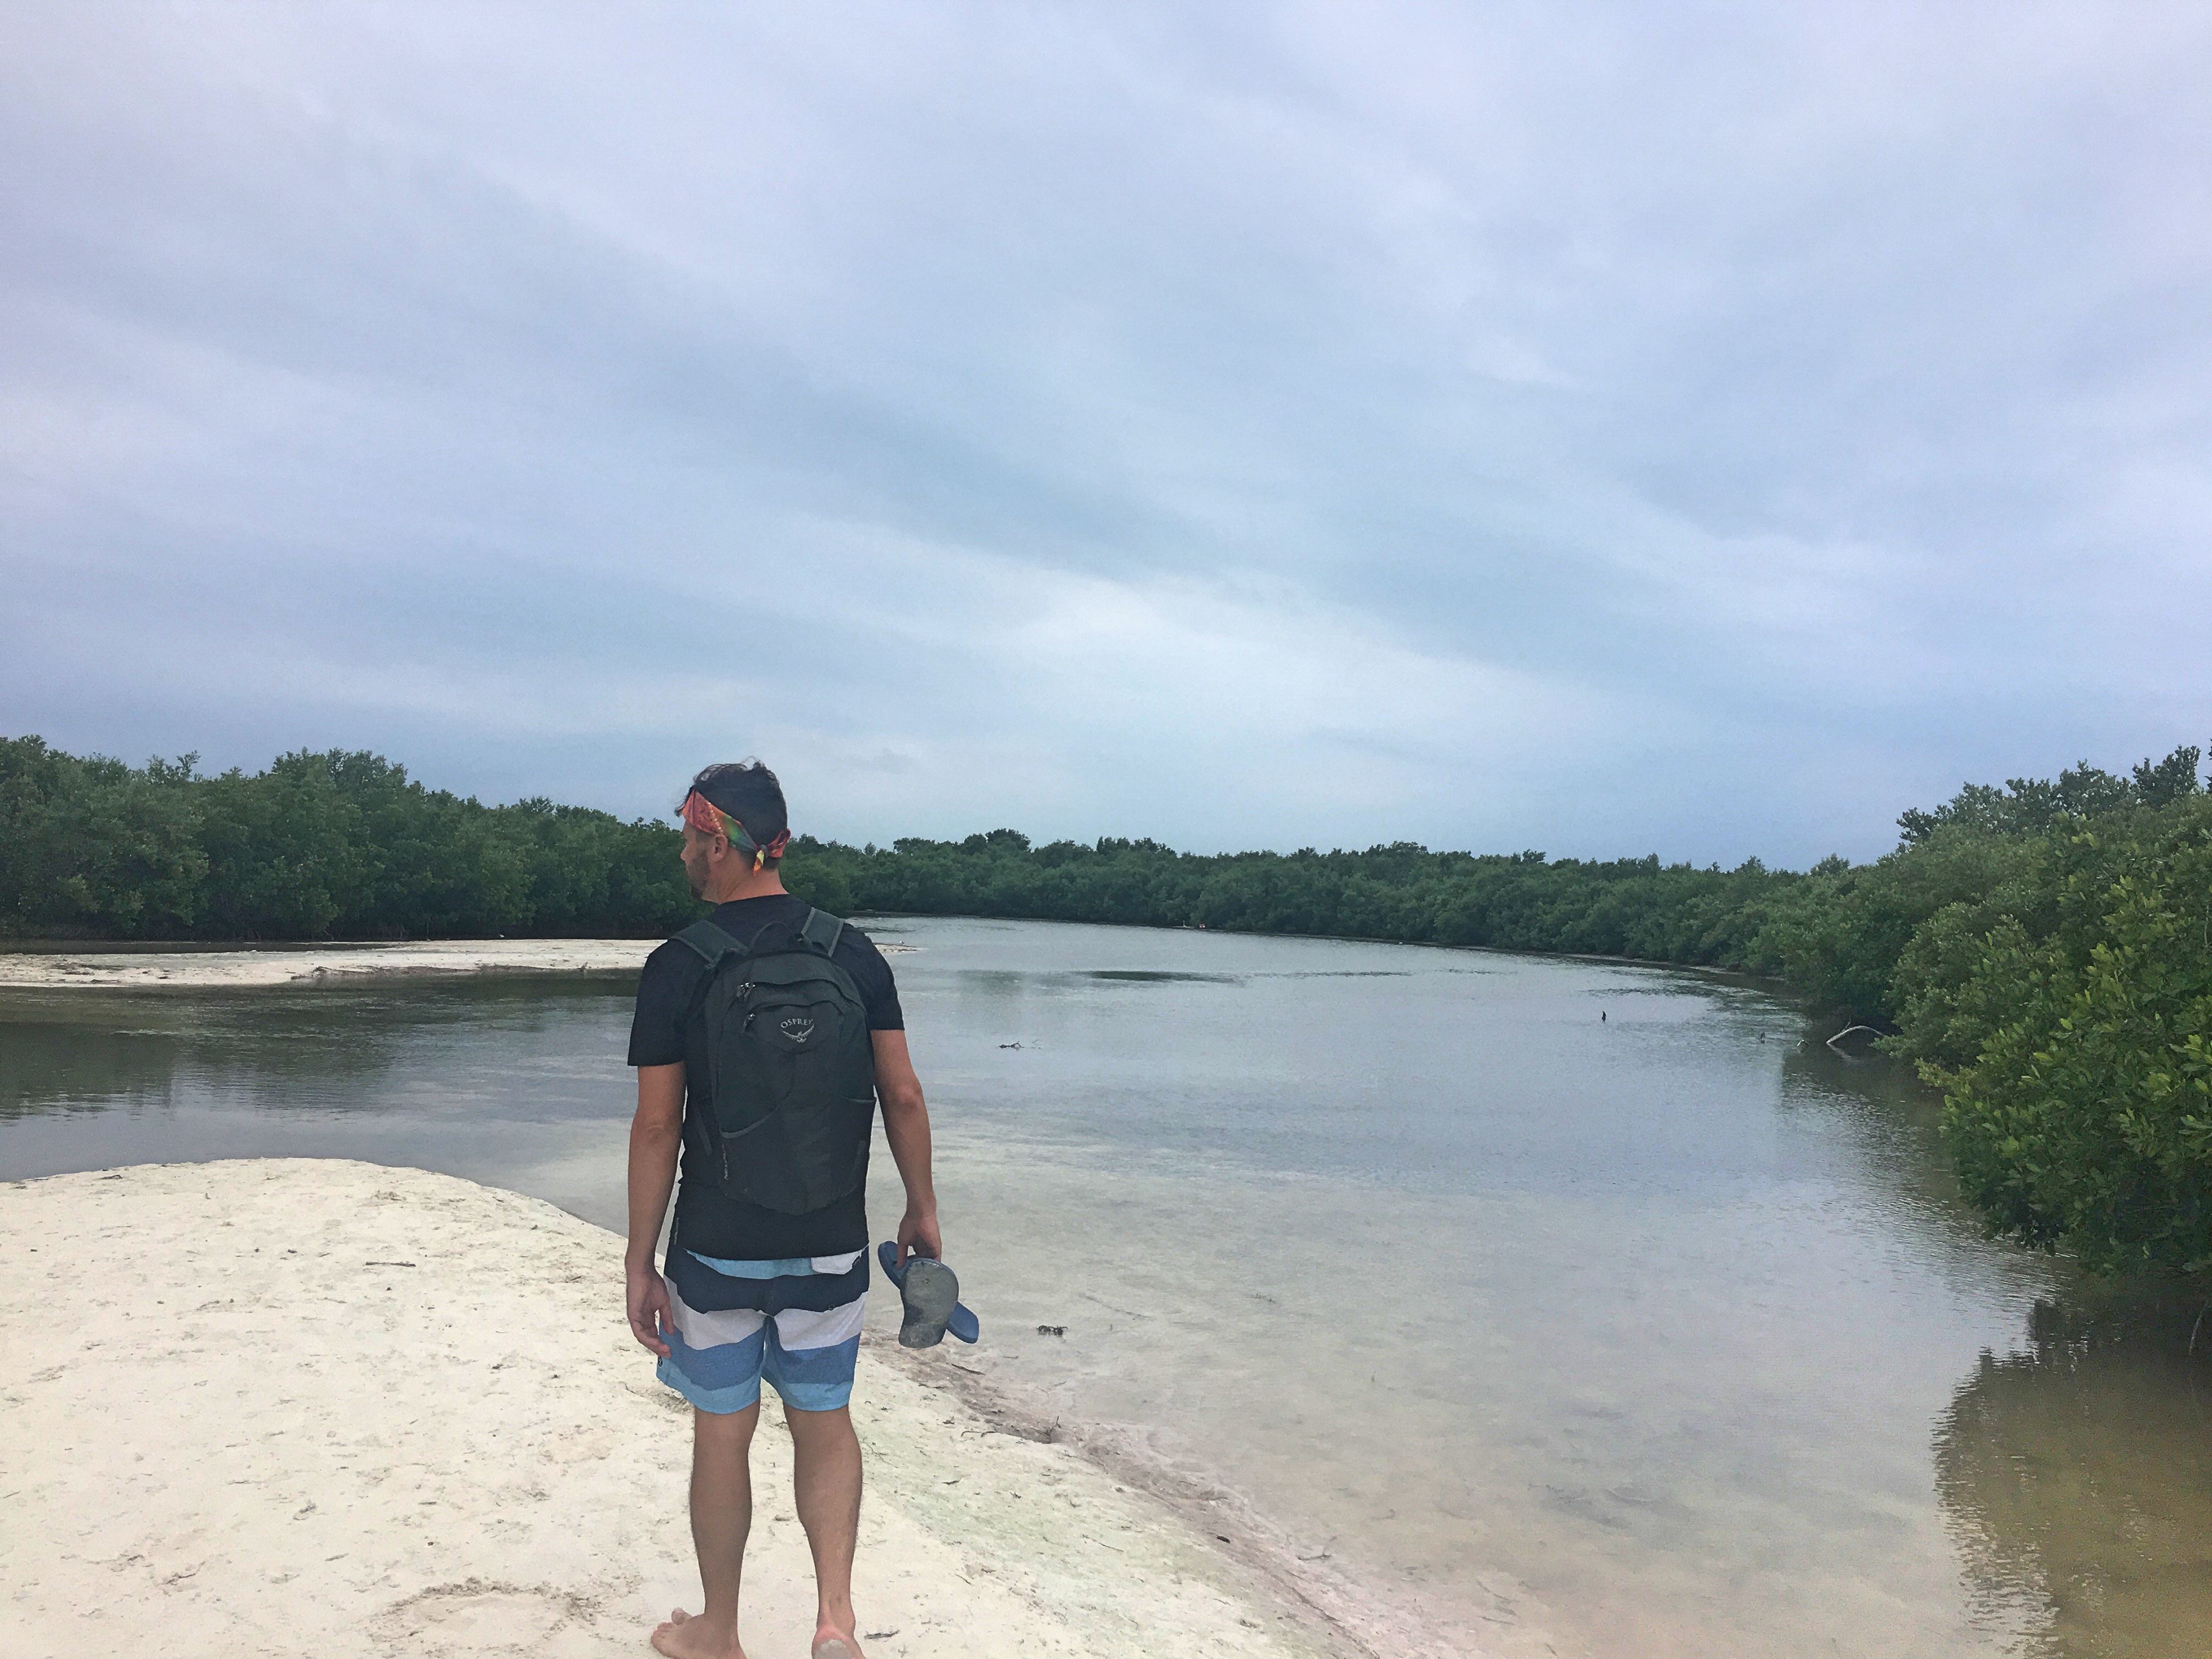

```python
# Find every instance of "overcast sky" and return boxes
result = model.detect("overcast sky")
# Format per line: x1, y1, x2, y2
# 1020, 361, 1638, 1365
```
4, 4, 2207, 865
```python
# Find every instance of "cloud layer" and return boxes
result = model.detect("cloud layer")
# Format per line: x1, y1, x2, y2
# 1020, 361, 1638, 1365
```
4, 3, 2208, 864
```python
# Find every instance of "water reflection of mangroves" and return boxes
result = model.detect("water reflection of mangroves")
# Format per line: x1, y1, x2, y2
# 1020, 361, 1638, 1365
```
1936, 1291, 2212, 1658
0, 980, 624, 1120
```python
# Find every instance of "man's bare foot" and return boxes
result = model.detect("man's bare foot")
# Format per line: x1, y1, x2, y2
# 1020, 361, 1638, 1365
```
811, 1628, 864, 1659
651, 1607, 746, 1659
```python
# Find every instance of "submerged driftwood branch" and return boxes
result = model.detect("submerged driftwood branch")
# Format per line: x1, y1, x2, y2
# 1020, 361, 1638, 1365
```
1825, 1024, 1883, 1052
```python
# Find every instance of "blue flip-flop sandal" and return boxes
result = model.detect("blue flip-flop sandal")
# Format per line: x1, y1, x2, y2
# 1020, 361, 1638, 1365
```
878, 1242, 980, 1347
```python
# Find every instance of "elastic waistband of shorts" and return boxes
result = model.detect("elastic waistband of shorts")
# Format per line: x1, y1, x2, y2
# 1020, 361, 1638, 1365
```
688, 1248, 865, 1278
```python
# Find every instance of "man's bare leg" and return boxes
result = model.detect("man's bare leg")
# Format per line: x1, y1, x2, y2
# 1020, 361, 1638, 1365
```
652, 1401, 761, 1659
786, 1403, 865, 1657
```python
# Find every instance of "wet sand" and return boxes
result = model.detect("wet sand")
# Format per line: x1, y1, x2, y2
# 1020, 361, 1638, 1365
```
0, 1159, 1350, 1659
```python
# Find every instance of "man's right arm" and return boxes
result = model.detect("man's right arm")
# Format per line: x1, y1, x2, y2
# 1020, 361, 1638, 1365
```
872, 1030, 941, 1266
625, 1062, 685, 1355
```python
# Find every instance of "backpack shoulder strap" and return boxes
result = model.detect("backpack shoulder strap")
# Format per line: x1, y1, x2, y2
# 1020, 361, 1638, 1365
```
799, 907, 846, 958
672, 919, 742, 966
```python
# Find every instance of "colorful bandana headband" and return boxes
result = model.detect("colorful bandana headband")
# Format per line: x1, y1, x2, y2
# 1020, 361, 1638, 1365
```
680, 791, 791, 871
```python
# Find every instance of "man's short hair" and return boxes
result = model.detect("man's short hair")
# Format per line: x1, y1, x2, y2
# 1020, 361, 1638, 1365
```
689, 760, 788, 864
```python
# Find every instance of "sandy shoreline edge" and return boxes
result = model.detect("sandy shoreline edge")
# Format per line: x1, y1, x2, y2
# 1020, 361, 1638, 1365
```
0, 1158, 1370, 1659
0, 939, 662, 989
0, 936, 931, 991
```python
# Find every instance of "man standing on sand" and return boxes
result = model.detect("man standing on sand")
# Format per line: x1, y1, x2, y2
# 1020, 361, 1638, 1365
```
625, 761, 941, 1659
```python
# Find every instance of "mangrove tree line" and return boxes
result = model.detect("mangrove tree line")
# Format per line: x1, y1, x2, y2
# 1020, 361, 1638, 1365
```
4, 732, 2208, 1272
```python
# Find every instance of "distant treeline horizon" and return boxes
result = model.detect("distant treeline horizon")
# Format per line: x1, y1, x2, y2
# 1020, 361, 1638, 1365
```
5, 731, 2210, 1274
2, 733, 2203, 1023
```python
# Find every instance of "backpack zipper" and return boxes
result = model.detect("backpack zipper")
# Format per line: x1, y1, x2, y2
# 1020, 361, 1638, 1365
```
723, 982, 755, 1185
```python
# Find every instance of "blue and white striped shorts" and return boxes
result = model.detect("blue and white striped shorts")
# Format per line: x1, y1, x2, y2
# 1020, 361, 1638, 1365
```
658, 1246, 868, 1415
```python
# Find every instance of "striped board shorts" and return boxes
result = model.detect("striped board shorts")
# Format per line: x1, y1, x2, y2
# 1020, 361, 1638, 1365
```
658, 1245, 869, 1414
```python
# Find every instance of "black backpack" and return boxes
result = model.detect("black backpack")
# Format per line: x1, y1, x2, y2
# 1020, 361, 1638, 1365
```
674, 908, 878, 1215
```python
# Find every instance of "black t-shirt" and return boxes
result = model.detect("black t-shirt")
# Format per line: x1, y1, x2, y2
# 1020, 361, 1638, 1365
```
627, 896, 905, 1260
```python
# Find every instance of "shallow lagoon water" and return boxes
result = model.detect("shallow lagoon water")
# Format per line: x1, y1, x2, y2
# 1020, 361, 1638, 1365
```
4, 917, 2207, 1656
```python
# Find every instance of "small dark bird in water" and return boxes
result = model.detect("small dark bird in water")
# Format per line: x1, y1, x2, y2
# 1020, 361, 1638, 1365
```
1600, 1010, 1606, 1022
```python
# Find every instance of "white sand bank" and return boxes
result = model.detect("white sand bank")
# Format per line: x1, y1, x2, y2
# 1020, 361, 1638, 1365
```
0, 942, 654, 995
0, 1160, 1341, 1659
0, 935, 920, 991
0, 940, 661, 990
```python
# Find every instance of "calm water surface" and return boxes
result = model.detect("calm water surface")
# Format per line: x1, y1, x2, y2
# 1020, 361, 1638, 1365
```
4, 917, 2207, 1657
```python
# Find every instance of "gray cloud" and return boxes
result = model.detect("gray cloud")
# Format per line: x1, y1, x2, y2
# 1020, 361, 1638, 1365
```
3, 2, 2207, 865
